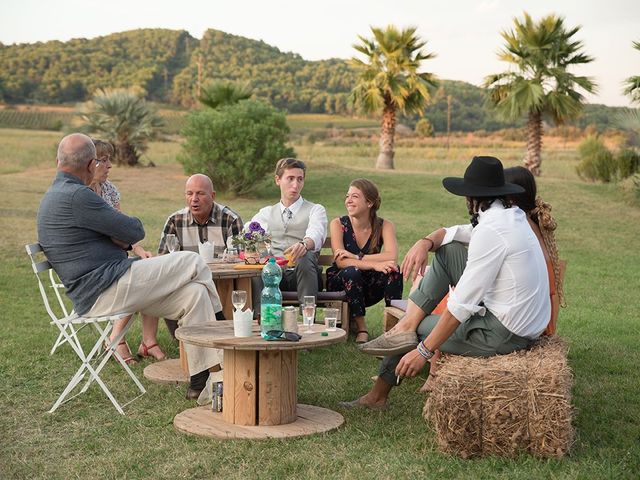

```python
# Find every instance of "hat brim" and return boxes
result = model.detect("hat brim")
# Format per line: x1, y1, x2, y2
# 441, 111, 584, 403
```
442, 177, 525, 197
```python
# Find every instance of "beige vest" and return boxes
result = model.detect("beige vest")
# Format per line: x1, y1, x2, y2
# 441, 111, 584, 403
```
268, 201, 314, 256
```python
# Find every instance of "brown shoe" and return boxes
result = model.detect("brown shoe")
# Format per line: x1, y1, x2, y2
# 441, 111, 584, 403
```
185, 387, 203, 400
355, 330, 369, 344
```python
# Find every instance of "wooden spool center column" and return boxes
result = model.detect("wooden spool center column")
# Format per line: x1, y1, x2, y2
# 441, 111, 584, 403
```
222, 349, 297, 426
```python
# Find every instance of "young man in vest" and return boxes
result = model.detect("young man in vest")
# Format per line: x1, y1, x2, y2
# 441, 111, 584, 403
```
250, 158, 328, 308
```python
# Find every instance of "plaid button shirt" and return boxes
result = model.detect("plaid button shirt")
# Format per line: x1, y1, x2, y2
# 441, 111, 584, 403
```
158, 203, 243, 256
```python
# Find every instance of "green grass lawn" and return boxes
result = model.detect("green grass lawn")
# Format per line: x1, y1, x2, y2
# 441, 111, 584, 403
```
1, 129, 639, 479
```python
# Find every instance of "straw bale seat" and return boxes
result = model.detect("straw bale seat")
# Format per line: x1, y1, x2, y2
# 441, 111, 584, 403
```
422, 336, 574, 459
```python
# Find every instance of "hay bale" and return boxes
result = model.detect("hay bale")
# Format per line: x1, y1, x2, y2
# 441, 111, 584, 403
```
422, 336, 574, 459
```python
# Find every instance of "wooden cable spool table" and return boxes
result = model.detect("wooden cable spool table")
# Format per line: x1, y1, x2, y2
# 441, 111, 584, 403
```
143, 262, 262, 384
173, 320, 346, 439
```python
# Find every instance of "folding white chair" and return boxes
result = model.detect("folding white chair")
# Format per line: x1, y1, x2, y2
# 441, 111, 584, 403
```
26, 243, 146, 414
47, 269, 101, 355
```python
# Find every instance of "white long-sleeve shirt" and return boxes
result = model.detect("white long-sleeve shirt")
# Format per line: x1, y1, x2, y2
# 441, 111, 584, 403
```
250, 196, 327, 252
443, 203, 550, 339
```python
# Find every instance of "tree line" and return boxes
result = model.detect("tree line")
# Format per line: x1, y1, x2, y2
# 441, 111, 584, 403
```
0, 27, 628, 133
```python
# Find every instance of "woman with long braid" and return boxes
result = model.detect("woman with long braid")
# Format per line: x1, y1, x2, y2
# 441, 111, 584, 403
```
327, 179, 403, 343
504, 166, 565, 335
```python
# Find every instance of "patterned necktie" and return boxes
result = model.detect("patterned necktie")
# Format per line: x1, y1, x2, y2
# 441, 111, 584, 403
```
282, 208, 293, 229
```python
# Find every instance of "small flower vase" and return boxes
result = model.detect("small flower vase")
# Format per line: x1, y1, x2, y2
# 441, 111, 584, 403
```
244, 245, 261, 265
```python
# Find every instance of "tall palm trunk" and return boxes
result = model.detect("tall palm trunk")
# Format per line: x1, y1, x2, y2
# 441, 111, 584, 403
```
376, 103, 397, 169
115, 140, 140, 167
523, 111, 543, 176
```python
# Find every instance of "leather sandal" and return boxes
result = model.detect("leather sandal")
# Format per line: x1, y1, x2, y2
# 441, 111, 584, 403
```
137, 342, 166, 361
112, 340, 137, 366
355, 330, 369, 344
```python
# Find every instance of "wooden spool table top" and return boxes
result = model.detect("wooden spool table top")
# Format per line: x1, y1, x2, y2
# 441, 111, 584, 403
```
175, 320, 346, 350
174, 320, 347, 439
207, 261, 264, 280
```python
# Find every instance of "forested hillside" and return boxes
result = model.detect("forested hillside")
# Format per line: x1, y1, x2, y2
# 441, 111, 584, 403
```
0, 28, 628, 132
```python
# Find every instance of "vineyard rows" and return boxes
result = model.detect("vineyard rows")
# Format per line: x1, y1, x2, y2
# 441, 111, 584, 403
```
0, 109, 187, 134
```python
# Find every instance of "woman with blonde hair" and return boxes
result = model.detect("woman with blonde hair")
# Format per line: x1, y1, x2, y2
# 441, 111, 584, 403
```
327, 178, 403, 343
90, 139, 166, 363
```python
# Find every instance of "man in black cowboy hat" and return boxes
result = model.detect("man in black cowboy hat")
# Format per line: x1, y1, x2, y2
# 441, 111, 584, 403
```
341, 156, 550, 411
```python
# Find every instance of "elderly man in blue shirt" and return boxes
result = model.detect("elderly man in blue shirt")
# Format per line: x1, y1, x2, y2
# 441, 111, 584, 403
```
37, 133, 223, 399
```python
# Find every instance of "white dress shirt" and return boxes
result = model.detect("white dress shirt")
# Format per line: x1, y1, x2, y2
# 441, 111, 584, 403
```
444, 202, 550, 339
250, 196, 327, 252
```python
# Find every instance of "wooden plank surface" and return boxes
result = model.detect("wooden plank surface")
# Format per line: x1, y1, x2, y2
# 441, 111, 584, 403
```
176, 321, 346, 351
216, 279, 233, 319
174, 404, 344, 440
233, 350, 257, 426
179, 341, 189, 374
143, 358, 189, 385
222, 349, 236, 424
209, 263, 263, 280
280, 350, 297, 424
258, 350, 282, 425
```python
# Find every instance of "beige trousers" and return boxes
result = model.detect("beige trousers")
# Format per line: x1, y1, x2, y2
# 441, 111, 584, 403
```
87, 251, 223, 375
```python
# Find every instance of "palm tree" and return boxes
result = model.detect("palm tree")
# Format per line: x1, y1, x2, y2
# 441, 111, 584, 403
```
350, 25, 436, 169
623, 41, 640, 104
483, 12, 596, 176
76, 88, 163, 166
198, 80, 252, 109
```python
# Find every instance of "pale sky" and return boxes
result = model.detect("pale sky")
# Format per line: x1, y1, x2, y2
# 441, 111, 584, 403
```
1, 0, 638, 107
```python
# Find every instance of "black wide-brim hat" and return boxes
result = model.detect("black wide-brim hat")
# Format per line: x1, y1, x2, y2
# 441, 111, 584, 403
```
442, 156, 525, 197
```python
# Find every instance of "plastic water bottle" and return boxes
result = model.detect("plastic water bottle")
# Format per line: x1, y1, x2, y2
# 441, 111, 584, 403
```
260, 257, 282, 338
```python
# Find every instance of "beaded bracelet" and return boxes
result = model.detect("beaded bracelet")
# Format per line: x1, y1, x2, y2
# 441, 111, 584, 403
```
416, 340, 435, 360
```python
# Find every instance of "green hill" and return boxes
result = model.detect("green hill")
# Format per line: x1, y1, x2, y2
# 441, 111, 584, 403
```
0, 28, 629, 132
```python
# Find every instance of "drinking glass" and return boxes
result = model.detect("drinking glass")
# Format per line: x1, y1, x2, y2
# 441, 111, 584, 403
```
302, 296, 315, 333
232, 290, 247, 312
263, 238, 272, 257
324, 308, 339, 332
165, 234, 179, 253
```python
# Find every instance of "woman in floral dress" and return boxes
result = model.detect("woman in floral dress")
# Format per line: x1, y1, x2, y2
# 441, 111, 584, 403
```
327, 179, 403, 343
89, 139, 165, 363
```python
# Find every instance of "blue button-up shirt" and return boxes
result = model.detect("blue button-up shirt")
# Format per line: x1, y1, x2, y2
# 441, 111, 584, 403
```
37, 171, 145, 315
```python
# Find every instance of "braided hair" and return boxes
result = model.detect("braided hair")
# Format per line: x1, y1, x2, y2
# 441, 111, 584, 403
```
466, 196, 512, 227
532, 196, 565, 306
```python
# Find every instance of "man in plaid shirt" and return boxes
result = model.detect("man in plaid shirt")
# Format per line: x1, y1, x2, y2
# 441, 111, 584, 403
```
156, 174, 244, 347
158, 174, 243, 256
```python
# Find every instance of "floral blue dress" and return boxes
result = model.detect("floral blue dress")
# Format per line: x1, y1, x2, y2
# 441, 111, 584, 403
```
100, 180, 120, 209
326, 216, 403, 319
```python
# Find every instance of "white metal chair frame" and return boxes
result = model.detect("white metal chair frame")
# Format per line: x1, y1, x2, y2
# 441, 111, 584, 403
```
26, 243, 146, 414
48, 268, 106, 356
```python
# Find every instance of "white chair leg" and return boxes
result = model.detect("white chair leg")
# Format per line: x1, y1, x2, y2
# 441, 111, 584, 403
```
50, 317, 145, 415
79, 318, 146, 412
